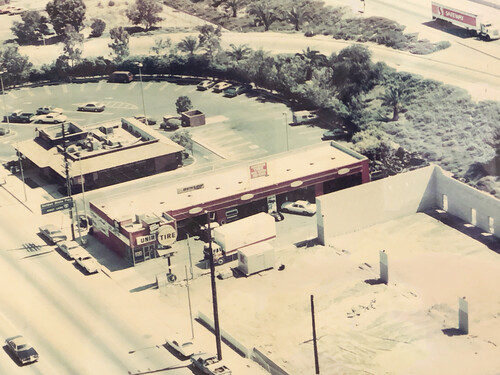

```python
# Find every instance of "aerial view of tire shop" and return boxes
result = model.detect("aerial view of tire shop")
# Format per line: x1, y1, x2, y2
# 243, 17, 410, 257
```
1, 0, 500, 374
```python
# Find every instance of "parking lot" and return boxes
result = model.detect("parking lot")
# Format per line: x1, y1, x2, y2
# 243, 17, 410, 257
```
1, 80, 326, 163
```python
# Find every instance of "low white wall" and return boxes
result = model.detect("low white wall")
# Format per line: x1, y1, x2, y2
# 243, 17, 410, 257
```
434, 168, 500, 235
317, 166, 436, 243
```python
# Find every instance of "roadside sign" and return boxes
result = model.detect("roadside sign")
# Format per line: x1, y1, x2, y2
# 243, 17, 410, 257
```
40, 197, 73, 215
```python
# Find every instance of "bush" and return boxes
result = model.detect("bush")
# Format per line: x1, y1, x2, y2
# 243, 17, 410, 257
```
90, 18, 106, 38
108, 0, 115, 6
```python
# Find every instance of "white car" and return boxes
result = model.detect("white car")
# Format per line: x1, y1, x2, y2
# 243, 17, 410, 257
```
35, 113, 67, 123
75, 254, 99, 274
77, 102, 105, 112
280, 200, 317, 215
196, 79, 216, 91
36, 106, 63, 115
212, 81, 232, 93
39, 224, 67, 244
56, 240, 86, 260
166, 337, 200, 359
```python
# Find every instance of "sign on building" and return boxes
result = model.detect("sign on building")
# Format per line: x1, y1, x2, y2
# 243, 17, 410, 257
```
136, 234, 156, 246
250, 162, 268, 179
158, 225, 177, 246
177, 183, 204, 194
40, 197, 73, 215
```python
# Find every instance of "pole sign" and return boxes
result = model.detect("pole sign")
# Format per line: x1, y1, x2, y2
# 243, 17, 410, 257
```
157, 225, 177, 246
40, 197, 73, 215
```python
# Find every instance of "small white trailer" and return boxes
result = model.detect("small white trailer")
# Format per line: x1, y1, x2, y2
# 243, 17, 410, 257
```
237, 242, 275, 276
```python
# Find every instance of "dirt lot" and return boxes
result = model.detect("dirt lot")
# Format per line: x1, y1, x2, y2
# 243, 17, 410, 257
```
155, 212, 500, 374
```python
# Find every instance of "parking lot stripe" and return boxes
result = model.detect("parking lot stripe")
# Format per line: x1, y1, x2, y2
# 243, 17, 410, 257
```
112, 84, 119, 90
144, 82, 153, 90
96, 81, 103, 91
43, 86, 52, 96
80, 85, 85, 92
62, 85, 68, 93
159, 83, 169, 91
128, 82, 138, 90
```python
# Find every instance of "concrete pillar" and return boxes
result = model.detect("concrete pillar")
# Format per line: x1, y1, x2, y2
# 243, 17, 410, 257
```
315, 182, 324, 197
379, 250, 388, 284
459, 297, 469, 334
361, 159, 371, 183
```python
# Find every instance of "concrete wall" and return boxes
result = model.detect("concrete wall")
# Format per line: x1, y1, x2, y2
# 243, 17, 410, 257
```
317, 166, 436, 243
433, 167, 500, 235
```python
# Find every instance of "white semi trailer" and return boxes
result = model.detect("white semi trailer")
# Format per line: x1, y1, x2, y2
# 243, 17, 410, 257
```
431, 0, 500, 40
203, 212, 276, 265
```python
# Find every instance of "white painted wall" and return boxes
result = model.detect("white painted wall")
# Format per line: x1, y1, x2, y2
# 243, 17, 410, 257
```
317, 166, 436, 243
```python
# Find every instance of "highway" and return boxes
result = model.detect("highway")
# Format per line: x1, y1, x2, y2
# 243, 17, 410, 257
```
0, 202, 190, 374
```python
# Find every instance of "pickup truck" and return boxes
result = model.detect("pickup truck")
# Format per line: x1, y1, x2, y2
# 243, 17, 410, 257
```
191, 353, 231, 375
39, 224, 67, 244
3, 110, 34, 123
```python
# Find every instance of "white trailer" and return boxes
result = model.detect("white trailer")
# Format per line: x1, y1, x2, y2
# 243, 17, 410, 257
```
237, 242, 275, 276
205, 212, 276, 265
431, 0, 500, 40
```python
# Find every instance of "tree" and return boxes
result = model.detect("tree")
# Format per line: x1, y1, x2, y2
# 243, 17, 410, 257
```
89, 18, 106, 38
176, 36, 199, 56
175, 96, 193, 114
46, 0, 86, 36
211, 0, 248, 17
283, 0, 322, 31
126, 0, 163, 31
108, 27, 129, 61
11, 10, 49, 45
226, 43, 252, 62
0, 45, 33, 87
150, 37, 171, 55
247, 0, 282, 31
197, 24, 222, 59
62, 25, 83, 68
379, 85, 411, 121
295, 47, 327, 81
170, 130, 193, 154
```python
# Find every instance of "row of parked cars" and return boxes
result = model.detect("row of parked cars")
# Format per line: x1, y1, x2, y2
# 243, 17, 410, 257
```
197, 79, 250, 98
2, 103, 106, 124
38, 224, 99, 274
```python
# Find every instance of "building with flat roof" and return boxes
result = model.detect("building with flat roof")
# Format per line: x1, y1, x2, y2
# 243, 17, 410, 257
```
16, 117, 184, 192
89, 141, 370, 265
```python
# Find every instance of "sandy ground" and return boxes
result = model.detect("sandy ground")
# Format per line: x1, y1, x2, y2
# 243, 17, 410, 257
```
155, 212, 500, 374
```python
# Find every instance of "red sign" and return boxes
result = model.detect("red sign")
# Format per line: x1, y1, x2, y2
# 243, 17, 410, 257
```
250, 162, 268, 179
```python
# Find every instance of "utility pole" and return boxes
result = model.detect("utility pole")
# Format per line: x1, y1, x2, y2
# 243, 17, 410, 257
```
311, 295, 320, 374
207, 214, 223, 360
185, 265, 194, 339
62, 124, 75, 241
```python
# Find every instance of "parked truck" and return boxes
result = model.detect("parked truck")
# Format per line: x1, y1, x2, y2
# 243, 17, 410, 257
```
191, 353, 231, 375
431, 0, 500, 40
237, 241, 275, 276
204, 212, 276, 265
3, 110, 34, 123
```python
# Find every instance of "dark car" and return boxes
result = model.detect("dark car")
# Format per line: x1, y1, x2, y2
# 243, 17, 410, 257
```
321, 128, 349, 141
223, 84, 249, 98
5, 335, 39, 365
3, 110, 34, 123
134, 115, 157, 125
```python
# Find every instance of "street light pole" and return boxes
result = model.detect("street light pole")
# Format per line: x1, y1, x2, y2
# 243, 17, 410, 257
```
135, 62, 148, 125
0, 71, 10, 134
283, 112, 289, 151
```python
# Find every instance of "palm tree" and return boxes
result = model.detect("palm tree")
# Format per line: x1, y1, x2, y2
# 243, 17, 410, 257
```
226, 44, 252, 62
176, 36, 199, 56
295, 47, 327, 81
379, 85, 411, 121
247, 0, 281, 31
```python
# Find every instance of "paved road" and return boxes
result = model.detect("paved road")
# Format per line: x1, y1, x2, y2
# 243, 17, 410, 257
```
0, 202, 192, 374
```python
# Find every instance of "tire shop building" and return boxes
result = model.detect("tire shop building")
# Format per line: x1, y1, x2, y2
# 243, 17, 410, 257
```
89, 141, 370, 265
15, 117, 184, 192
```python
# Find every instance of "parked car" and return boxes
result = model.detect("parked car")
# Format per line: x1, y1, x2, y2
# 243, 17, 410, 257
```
223, 84, 249, 98
34, 113, 67, 124
5, 335, 38, 365
39, 224, 67, 244
166, 338, 201, 359
280, 200, 317, 215
56, 240, 86, 260
197, 79, 217, 91
36, 106, 63, 115
134, 115, 157, 125
212, 81, 232, 93
77, 102, 105, 112
75, 254, 99, 274
160, 115, 181, 131
3, 110, 34, 123
109, 71, 133, 83
321, 128, 349, 141
191, 353, 231, 375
